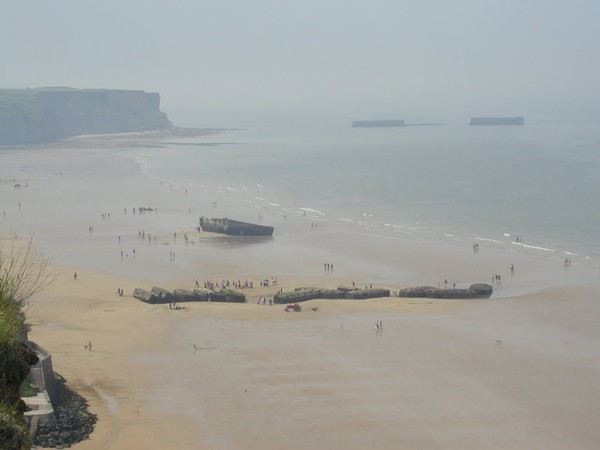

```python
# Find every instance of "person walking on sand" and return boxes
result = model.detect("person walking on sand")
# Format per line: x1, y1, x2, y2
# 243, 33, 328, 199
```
87, 341, 92, 351
74, 272, 77, 280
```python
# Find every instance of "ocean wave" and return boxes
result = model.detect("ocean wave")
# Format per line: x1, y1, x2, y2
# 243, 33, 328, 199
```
476, 236, 505, 245
512, 242, 555, 252
300, 207, 326, 216
396, 224, 417, 230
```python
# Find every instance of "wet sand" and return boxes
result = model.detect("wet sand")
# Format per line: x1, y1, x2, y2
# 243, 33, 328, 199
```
2, 133, 600, 449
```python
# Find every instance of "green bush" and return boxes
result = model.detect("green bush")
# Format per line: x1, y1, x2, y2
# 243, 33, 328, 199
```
19, 374, 36, 398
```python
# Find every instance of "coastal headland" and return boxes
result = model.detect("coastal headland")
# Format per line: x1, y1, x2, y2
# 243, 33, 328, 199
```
2, 130, 600, 450
0, 87, 174, 145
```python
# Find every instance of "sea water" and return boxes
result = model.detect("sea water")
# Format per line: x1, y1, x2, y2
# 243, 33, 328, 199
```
130, 113, 600, 267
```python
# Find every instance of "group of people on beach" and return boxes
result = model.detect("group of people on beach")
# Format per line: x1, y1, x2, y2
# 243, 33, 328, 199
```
259, 278, 277, 287
324, 263, 334, 272
138, 230, 158, 243
441, 279, 456, 288
201, 279, 256, 290
126, 206, 157, 215
169, 301, 184, 310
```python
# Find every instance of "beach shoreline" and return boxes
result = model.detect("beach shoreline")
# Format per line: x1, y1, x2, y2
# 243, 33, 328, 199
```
3, 132, 600, 449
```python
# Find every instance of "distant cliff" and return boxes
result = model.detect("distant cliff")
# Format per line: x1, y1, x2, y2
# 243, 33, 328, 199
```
0, 87, 174, 145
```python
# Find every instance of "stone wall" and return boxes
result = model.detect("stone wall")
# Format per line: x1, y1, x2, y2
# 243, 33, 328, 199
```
27, 341, 58, 404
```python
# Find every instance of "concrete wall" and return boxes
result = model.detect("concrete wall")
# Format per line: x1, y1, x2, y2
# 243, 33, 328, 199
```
27, 341, 58, 403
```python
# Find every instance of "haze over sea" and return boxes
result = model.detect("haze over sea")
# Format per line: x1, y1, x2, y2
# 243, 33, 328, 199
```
139, 112, 600, 268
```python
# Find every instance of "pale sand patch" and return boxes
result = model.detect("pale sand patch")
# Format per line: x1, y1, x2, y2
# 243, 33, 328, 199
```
27, 266, 202, 449
137, 283, 600, 450
26, 261, 600, 449
25, 258, 458, 450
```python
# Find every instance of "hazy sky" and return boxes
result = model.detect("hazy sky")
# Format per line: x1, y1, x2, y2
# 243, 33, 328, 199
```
2, 1, 599, 120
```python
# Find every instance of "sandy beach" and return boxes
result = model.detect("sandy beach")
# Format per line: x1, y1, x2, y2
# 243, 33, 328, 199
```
2, 132, 600, 449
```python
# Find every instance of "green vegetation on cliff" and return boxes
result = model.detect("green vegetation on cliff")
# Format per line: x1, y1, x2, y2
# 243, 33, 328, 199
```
0, 279, 32, 449
0, 87, 174, 145
0, 241, 54, 450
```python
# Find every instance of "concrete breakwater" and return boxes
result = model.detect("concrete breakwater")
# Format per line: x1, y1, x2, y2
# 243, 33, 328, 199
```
132, 283, 493, 306
133, 286, 246, 304
132, 286, 393, 306
397, 283, 493, 299
274, 287, 391, 303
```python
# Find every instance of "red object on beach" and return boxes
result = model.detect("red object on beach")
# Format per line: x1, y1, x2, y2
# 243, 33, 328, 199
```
285, 303, 302, 312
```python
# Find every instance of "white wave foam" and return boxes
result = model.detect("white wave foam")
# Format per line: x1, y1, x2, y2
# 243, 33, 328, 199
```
512, 242, 555, 252
300, 207, 326, 216
395, 224, 416, 230
523, 244, 554, 252
476, 236, 505, 244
